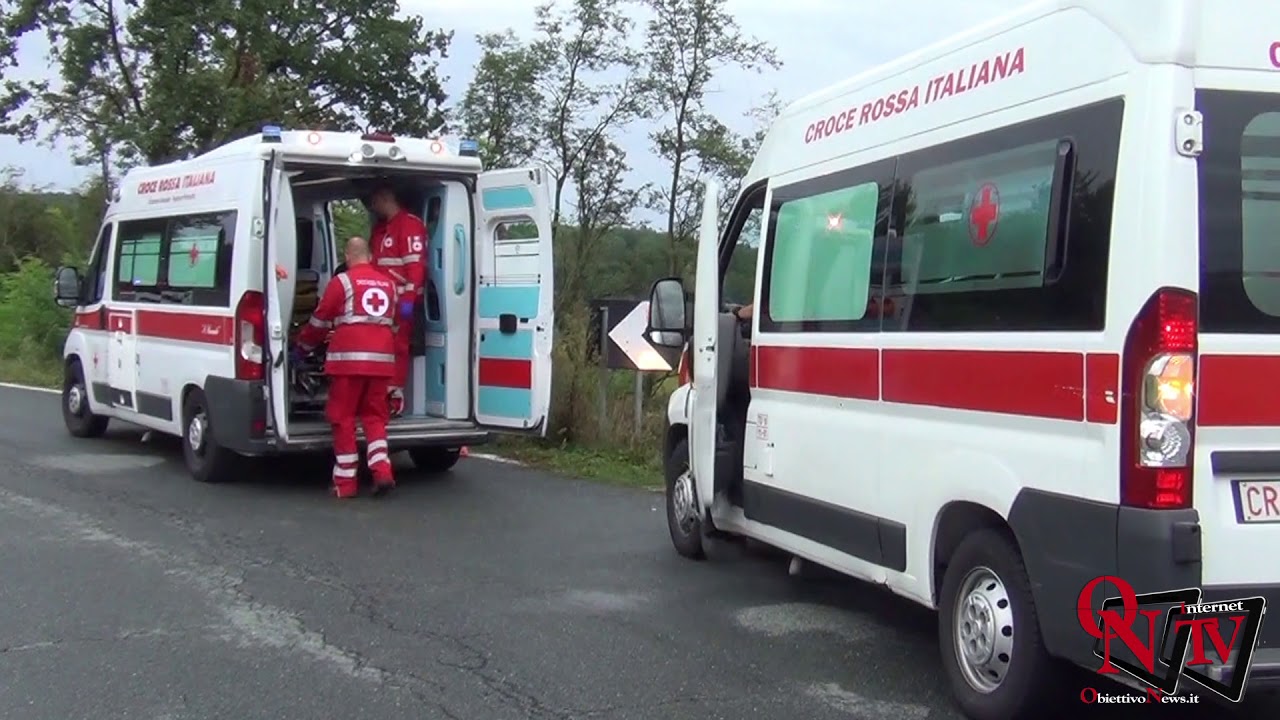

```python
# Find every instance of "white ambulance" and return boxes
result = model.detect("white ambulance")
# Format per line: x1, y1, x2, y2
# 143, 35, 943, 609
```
53, 127, 554, 483
644, 0, 1280, 717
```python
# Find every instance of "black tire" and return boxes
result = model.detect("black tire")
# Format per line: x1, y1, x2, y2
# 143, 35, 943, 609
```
408, 447, 461, 474
181, 390, 241, 483
938, 528, 1059, 720
665, 437, 706, 560
62, 360, 109, 438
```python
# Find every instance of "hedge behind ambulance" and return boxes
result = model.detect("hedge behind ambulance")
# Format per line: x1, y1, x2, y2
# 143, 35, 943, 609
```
644, 1, 1280, 718
53, 127, 555, 483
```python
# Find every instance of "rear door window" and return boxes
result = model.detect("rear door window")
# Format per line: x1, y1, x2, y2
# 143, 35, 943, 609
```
1198, 90, 1280, 332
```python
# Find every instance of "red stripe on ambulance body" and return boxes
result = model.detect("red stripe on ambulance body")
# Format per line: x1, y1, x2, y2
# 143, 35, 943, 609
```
751, 345, 1123, 423
478, 358, 532, 389
135, 310, 233, 345
1198, 354, 1280, 427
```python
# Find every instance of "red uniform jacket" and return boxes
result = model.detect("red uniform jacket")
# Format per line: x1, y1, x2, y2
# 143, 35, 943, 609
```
296, 264, 398, 377
370, 210, 428, 302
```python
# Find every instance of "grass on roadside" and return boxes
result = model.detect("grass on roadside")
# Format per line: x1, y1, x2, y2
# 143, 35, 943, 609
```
489, 437, 663, 491
0, 355, 60, 389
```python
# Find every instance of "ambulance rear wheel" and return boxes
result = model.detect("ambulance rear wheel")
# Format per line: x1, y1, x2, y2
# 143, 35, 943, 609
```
182, 390, 240, 483
938, 528, 1058, 720
409, 447, 460, 474
62, 360, 108, 438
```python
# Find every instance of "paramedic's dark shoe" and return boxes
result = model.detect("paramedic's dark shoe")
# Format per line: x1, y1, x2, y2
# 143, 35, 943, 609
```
371, 478, 395, 497
332, 482, 358, 499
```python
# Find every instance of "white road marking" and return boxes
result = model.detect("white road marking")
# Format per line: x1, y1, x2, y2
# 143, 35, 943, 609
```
0, 381, 58, 394
804, 682, 933, 719
467, 452, 523, 466
733, 602, 877, 641
0, 487, 390, 684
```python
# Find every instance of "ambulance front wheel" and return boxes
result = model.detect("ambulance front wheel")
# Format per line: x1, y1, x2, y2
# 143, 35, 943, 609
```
62, 359, 108, 438
665, 437, 706, 560
182, 389, 241, 483
938, 528, 1060, 720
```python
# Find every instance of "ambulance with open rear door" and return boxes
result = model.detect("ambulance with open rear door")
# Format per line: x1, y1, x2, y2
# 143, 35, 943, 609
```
54, 126, 554, 483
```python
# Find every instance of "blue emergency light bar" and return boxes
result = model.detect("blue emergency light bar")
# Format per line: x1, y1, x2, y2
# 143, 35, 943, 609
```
458, 138, 479, 156
262, 125, 283, 142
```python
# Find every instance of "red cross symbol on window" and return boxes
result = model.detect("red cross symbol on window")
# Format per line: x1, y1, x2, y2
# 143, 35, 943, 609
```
968, 183, 1000, 247
188, 243, 200, 266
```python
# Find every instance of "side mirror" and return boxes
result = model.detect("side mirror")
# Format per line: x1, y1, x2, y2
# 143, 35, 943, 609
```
53, 266, 82, 308
647, 277, 686, 348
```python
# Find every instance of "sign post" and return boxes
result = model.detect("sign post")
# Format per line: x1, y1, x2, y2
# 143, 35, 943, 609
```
598, 304, 609, 431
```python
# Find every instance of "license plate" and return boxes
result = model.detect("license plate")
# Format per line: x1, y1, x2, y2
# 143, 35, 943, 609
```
1233, 480, 1280, 523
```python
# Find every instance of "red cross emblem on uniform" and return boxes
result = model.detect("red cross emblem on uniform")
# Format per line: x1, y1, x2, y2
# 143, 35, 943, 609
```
188, 243, 200, 266
361, 287, 391, 316
968, 183, 1000, 247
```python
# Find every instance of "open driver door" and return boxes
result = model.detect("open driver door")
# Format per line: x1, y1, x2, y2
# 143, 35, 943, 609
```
261, 150, 297, 444
472, 167, 554, 434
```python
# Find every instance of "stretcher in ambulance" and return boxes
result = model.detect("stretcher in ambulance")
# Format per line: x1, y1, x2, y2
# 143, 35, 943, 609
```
53, 126, 554, 483
644, 1, 1280, 718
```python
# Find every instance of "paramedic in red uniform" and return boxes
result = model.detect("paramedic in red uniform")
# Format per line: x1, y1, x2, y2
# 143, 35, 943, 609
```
292, 236, 399, 498
368, 184, 428, 416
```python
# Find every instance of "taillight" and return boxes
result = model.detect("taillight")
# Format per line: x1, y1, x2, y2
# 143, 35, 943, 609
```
1120, 287, 1197, 509
235, 291, 265, 381
677, 344, 692, 385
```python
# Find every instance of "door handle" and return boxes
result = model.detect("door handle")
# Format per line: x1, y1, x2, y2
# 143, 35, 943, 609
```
453, 225, 466, 295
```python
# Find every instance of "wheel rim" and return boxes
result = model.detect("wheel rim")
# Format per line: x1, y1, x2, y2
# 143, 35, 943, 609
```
671, 467, 700, 535
67, 384, 84, 415
953, 565, 1015, 694
187, 412, 207, 456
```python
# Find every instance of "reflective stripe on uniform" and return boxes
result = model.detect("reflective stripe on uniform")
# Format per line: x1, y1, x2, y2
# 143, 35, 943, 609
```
377, 257, 407, 267
401, 253, 421, 263
368, 450, 390, 467
309, 316, 331, 329
333, 315, 394, 327
367, 439, 388, 453
335, 453, 359, 463
333, 466, 357, 478
338, 273, 355, 317
326, 351, 396, 363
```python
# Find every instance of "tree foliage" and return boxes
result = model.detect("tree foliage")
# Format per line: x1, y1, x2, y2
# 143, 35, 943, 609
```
0, 0, 453, 171
639, 0, 779, 271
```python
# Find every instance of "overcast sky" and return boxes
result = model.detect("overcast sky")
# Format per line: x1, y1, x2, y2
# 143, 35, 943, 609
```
0, 0, 1016, 197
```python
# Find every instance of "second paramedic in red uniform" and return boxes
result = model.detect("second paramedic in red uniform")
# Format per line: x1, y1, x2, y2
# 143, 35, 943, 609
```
368, 185, 428, 416
293, 236, 399, 498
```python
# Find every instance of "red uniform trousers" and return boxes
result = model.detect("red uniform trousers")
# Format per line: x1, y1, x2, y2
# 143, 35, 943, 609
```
391, 316, 413, 391
325, 375, 394, 496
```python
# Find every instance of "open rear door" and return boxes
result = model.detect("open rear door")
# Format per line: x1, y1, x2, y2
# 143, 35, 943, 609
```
472, 167, 554, 434
261, 151, 297, 442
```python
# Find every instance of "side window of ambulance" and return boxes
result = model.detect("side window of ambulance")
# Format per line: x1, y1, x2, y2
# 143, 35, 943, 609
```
886, 98, 1123, 331
760, 169, 892, 333
165, 212, 235, 307
114, 219, 166, 302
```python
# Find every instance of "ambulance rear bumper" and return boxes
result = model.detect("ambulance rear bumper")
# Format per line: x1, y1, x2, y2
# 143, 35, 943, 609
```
203, 376, 491, 455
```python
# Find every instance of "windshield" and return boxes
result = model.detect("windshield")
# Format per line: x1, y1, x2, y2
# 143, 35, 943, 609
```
1199, 89, 1280, 332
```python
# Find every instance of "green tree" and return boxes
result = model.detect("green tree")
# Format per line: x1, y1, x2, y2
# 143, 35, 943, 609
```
1, 0, 453, 171
639, 0, 779, 272
456, 30, 547, 169
530, 0, 647, 232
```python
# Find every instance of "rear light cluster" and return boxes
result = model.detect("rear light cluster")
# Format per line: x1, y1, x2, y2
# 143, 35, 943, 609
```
235, 291, 265, 381
677, 343, 692, 385
1120, 287, 1197, 510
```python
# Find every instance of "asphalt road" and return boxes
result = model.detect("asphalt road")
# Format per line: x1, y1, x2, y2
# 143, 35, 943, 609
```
0, 383, 1276, 720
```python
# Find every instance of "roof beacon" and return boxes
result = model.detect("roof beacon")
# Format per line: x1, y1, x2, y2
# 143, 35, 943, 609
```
459, 139, 480, 157
261, 125, 283, 143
